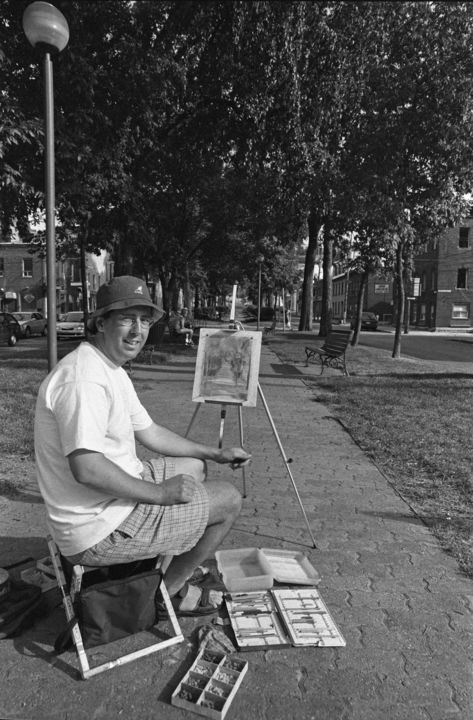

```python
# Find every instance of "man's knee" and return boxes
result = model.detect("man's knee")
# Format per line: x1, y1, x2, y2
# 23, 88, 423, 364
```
173, 457, 206, 482
223, 480, 242, 515
207, 480, 242, 523
229, 483, 243, 516
194, 458, 207, 483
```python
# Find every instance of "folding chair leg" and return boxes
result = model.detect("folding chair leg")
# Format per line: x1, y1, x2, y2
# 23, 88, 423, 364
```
47, 536, 184, 680
48, 537, 91, 677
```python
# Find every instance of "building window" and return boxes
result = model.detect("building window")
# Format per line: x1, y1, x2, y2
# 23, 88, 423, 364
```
452, 304, 469, 320
22, 257, 33, 278
459, 227, 469, 248
431, 269, 436, 290
456, 268, 468, 289
0, 258, 4, 276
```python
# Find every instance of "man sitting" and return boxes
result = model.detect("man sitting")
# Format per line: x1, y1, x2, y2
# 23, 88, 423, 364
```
168, 307, 194, 346
34, 276, 250, 616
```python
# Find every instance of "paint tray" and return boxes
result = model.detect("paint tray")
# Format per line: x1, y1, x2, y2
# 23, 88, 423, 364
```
171, 648, 248, 719
261, 549, 320, 586
215, 548, 320, 592
214, 548, 273, 592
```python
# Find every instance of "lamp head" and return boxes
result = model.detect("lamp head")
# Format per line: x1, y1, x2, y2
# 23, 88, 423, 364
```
23, 1, 69, 55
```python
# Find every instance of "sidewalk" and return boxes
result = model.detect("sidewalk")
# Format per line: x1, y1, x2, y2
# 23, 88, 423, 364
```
1, 342, 472, 720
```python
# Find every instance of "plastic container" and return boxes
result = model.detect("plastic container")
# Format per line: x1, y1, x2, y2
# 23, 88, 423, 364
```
214, 548, 273, 592
261, 548, 320, 586
215, 548, 320, 592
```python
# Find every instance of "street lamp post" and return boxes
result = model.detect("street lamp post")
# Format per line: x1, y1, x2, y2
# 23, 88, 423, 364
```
23, 2, 69, 371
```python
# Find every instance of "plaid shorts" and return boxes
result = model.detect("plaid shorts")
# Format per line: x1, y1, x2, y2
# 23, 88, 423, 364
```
66, 457, 209, 566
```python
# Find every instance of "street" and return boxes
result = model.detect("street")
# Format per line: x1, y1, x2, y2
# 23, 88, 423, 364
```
356, 329, 473, 362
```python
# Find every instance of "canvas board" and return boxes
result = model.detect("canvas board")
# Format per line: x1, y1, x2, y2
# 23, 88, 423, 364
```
192, 329, 262, 407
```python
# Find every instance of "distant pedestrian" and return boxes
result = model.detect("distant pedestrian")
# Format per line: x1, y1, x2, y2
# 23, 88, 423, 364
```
285, 308, 291, 330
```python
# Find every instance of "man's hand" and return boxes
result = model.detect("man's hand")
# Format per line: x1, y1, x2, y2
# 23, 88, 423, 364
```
216, 447, 252, 470
160, 474, 197, 505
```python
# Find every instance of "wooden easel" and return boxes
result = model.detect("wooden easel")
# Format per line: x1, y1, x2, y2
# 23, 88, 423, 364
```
185, 385, 317, 549
186, 400, 248, 497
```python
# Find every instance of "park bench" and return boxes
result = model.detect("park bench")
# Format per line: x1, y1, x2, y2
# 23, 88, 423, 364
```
305, 328, 353, 376
263, 316, 277, 336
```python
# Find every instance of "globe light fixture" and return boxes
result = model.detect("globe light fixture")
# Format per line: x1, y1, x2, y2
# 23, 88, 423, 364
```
23, 1, 69, 54
23, 2, 69, 370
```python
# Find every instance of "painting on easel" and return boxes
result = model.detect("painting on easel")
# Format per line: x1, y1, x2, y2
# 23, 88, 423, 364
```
192, 329, 262, 407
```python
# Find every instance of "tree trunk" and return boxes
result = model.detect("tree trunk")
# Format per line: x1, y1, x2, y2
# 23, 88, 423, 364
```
158, 269, 168, 313
343, 269, 350, 323
298, 211, 323, 331
183, 261, 192, 309
350, 269, 368, 347
113, 234, 134, 275
319, 225, 333, 337
392, 241, 404, 359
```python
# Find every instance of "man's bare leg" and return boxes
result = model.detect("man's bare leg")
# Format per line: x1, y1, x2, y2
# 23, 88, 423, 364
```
163, 479, 241, 597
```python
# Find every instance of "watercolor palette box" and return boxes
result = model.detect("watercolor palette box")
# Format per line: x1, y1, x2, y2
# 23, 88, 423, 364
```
225, 586, 345, 650
171, 648, 248, 720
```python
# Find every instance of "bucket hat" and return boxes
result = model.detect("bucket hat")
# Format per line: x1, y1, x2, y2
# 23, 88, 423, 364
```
88, 276, 164, 329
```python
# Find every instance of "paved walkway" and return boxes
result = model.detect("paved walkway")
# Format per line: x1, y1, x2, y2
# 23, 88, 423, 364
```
1, 342, 472, 719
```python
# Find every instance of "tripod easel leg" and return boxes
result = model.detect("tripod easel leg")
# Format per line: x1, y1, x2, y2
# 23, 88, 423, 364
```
186, 402, 248, 498
185, 404, 201, 438
237, 405, 247, 498
257, 383, 317, 548
218, 405, 227, 448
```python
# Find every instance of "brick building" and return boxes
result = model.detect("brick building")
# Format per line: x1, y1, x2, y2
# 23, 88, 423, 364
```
332, 267, 394, 322
412, 217, 473, 329
0, 236, 113, 315
330, 218, 473, 329
0, 241, 45, 312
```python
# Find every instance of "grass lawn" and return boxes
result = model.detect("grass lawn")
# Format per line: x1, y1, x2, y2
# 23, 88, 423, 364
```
266, 330, 473, 579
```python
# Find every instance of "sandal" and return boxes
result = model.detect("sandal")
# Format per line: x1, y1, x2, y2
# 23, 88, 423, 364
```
187, 565, 225, 591
157, 583, 222, 619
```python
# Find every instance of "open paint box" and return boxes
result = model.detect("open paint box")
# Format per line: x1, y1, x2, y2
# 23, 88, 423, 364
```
214, 548, 320, 592
171, 648, 248, 719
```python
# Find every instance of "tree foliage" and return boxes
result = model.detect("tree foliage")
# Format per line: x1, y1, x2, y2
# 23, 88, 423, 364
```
2, 0, 473, 348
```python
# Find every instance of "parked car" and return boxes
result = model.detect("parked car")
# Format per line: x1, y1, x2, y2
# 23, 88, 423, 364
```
56, 311, 85, 339
12, 311, 47, 338
0, 312, 22, 346
350, 311, 378, 331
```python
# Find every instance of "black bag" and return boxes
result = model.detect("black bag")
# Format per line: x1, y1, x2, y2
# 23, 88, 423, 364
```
0, 579, 43, 639
55, 559, 162, 652
78, 568, 162, 648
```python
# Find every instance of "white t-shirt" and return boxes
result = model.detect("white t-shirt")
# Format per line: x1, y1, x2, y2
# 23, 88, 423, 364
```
34, 342, 153, 556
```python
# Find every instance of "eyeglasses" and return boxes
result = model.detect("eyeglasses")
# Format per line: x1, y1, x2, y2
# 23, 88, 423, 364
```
116, 315, 154, 329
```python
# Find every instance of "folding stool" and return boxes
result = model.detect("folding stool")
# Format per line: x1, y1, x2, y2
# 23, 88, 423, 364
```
47, 536, 183, 679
